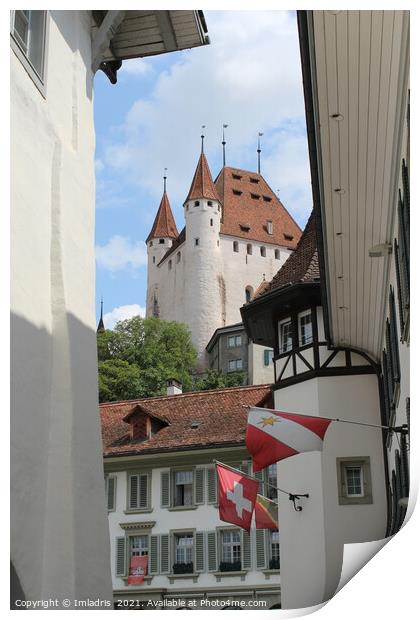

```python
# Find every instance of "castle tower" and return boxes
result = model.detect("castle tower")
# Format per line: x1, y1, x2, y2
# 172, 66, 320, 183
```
183, 148, 224, 369
145, 183, 179, 318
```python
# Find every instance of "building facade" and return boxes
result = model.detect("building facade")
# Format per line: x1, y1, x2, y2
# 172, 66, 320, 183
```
10, 9, 209, 608
101, 385, 282, 609
146, 154, 302, 368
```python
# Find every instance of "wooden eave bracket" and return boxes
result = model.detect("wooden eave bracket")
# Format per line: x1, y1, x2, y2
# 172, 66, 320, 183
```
91, 10, 126, 73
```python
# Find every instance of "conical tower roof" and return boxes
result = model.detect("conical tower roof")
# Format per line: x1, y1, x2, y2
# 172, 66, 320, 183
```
97, 299, 105, 333
146, 191, 179, 243
184, 152, 220, 204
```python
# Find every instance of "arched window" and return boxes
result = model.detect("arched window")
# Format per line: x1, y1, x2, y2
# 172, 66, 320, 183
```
245, 286, 253, 303
233, 241, 239, 252
210, 218, 213, 226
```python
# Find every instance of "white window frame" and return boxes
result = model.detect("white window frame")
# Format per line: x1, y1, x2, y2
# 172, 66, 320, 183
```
336, 457, 372, 505
228, 359, 243, 372
279, 318, 293, 353
173, 470, 194, 507
344, 465, 364, 497
10, 10, 48, 96
227, 335, 242, 348
129, 534, 149, 558
269, 530, 280, 563
174, 533, 194, 565
220, 530, 241, 564
298, 310, 313, 346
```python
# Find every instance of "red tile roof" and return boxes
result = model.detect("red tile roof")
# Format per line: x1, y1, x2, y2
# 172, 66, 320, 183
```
184, 152, 220, 203
146, 191, 179, 243
215, 167, 302, 248
254, 211, 319, 298
100, 384, 272, 457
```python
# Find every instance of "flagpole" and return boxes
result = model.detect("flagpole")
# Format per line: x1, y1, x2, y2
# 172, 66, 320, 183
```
213, 459, 309, 502
244, 406, 408, 433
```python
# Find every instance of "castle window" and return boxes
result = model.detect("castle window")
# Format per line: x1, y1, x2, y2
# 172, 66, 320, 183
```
284, 233, 294, 241
263, 196, 272, 202
251, 193, 260, 200
11, 10, 47, 84
217, 240, 220, 246
233, 189, 242, 196
245, 286, 253, 303
267, 220, 273, 235
159, 239, 165, 244
279, 318, 293, 353
207, 201, 213, 206
298, 311, 313, 346
232, 173, 242, 180
176, 252, 181, 263
194, 201, 200, 207
275, 249, 280, 260
152, 256, 156, 264
210, 218, 213, 227
250, 177, 259, 184
260, 246, 266, 257
168, 260, 172, 270
194, 238, 200, 246
149, 241, 153, 247
337, 457, 373, 505
233, 241, 239, 252
247, 244, 252, 255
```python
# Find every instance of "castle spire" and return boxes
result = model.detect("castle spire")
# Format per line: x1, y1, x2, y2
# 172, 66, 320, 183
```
97, 298, 105, 333
257, 132, 263, 174
184, 144, 219, 204
222, 124, 228, 167
146, 182, 179, 243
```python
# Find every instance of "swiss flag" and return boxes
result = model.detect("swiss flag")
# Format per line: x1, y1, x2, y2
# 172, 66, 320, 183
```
217, 463, 259, 532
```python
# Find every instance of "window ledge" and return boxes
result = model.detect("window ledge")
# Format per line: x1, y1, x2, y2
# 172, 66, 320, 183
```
214, 570, 247, 582
167, 505, 198, 511
123, 508, 153, 515
262, 569, 280, 580
168, 573, 199, 584
123, 576, 154, 586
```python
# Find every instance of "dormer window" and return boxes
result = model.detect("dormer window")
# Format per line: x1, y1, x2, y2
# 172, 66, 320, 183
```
279, 318, 293, 353
232, 173, 242, 180
267, 220, 273, 235
251, 193, 260, 200
284, 233, 294, 241
250, 177, 259, 184
240, 223, 251, 231
263, 196, 272, 202
298, 310, 313, 346
233, 189, 242, 196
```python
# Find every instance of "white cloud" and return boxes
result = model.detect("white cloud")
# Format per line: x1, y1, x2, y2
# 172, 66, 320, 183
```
95, 235, 147, 272
103, 304, 145, 329
100, 11, 311, 225
120, 58, 153, 77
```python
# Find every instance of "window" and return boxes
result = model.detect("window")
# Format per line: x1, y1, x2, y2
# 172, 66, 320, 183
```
210, 218, 213, 226
207, 201, 213, 206
105, 475, 117, 511
247, 244, 252, 255
263, 196, 272, 202
228, 359, 243, 372
130, 535, 148, 558
221, 530, 241, 564
228, 335, 242, 347
267, 220, 273, 235
175, 534, 194, 565
250, 177, 259, 184
149, 241, 153, 247
233, 189, 242, 196
194, 201, 200, 206
284, 233, 294, 241
159, 238, 165, 244
245, 286, 253, 303
174, 470, 193, 506
251, 193, 260, 200
337, 457, 372, 505
267, 464, 278, 500
260, 246, 266, 257
152, 256, 155, 264
128, 473, 150, 510
194, 238, 200, 246
279, 319, 293, 353
298, 311, 313, 346
176, 252, 181, 263
263, 349, 273, 367
11, 10, 47, 82
168, 260, 172, 270
233, 241, 239, 252
274, 249, 280, 260
269, 530, 280, 569
232, 173, 242, 180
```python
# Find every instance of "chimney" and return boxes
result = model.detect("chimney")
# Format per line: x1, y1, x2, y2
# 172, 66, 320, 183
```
166, 378, 182, 396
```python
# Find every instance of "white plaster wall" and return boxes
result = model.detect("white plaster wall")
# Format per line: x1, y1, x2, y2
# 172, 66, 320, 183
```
274, 374, 386, 609
146, 237, 174, 317
11, 10, 112, 605
107, 464, 278, 593
248, 343, 275, 385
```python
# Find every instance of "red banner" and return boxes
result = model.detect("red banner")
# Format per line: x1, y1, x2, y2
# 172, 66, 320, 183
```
128, 555, 148, 585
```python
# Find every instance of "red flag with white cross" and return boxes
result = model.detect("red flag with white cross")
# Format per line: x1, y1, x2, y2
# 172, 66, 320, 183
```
216, 463, 259, 532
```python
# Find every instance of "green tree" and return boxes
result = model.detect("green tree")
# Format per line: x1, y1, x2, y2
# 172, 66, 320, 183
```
97, 316, 197, 402
192, 369, 246, 392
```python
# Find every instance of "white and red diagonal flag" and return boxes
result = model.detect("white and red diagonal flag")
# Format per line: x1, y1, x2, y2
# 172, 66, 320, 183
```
246, 407, 332, 471
216, 463, 259, 532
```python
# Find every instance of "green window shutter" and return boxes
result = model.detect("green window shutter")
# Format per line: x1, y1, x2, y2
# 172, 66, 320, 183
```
256, 529, 267, 569
207, 467, 217, 504
241, 530, 252, 569
195, 468, 205, 504
195, 532, 205, 572
161, 471, 170, 508
160, 533, 170, 574
139, 474, 148, 508
149, 535, 159, 575
107, 476, 116, 511
264, 349, 270, 366
207, 531, 217, 572
128, 474, 138, 509
116, 536, 127, 577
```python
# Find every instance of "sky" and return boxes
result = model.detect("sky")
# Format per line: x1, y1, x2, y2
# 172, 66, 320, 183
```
94, 10, 312, 329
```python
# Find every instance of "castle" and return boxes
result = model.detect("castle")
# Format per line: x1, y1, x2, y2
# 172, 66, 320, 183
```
145, 146, 302, 368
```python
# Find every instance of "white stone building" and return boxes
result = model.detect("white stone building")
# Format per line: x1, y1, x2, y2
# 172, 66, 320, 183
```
10, 9, 209, 608
145, 151, 302, 368
242, 9, 410, 610
100, 384, 282, 609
